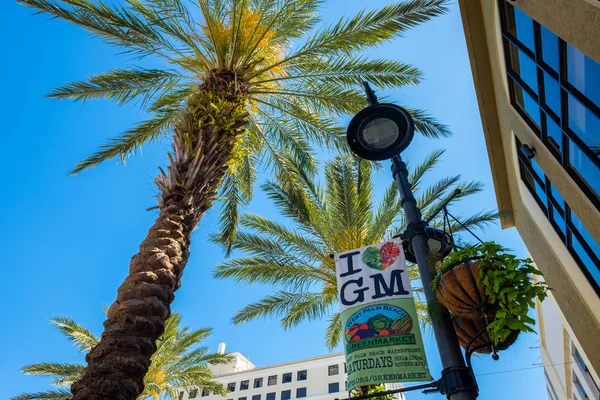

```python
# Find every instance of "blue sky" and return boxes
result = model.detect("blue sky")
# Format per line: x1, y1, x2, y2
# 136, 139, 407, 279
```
1, 1, 548, 399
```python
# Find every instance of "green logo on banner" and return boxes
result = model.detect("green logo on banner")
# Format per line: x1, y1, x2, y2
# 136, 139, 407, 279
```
345, 304, 415, 353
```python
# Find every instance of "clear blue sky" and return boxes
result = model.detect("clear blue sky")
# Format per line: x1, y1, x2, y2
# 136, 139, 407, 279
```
1, 1, 548, 399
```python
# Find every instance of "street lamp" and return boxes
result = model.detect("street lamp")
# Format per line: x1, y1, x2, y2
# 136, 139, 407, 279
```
346, 83, 478, 400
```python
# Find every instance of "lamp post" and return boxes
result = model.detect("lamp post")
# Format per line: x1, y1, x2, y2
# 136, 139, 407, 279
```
346, 83, 478, 400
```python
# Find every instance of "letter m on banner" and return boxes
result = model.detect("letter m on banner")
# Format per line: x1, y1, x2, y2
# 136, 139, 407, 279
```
335, 238, 432, 389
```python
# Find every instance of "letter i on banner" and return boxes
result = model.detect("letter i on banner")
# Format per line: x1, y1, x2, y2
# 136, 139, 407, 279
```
335, 238, 432, 390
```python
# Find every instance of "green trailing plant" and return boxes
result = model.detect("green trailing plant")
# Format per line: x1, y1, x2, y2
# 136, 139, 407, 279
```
433, 242, 550, 345
351, 384, 397, 400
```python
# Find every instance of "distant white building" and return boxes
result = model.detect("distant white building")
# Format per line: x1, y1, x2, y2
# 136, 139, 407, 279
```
536, 283, 600, 400
179, 344, 405, 400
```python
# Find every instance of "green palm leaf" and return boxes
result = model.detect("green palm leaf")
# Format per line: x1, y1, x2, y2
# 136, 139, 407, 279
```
216, 152, 499, 348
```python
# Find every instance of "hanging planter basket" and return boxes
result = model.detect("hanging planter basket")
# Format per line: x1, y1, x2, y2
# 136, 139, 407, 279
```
453, 317, 520, 354
435, 257, 493, 319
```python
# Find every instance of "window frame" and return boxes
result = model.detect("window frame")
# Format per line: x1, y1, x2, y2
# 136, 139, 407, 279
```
268, 375, 277, 386
227, 383, 236, 393
328, 365, 339, 376
516, 138, 600, 295
297, 370, 307, 381
254, 378, 263, 389
328, 383, 340, 394
281, 390, 291, 400
240, 381, 249, 391
282, 373, 292, 384
296, 388, 307, 399
499, 0, 600, 211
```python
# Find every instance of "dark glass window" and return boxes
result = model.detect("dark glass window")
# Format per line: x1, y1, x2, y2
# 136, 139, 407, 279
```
240, 381, 249, 391
266, 393, 276, 400
328, 365, 339, 376
190, 389, 198, 399
239, 397, 247, 400
569, 139, 600, 200
328, 383, 340, 394
567, 94, 600, 147
252, 395, 261, 400
202, 390, 209, 397
297, 370, 307, 381
500, 1, 600, 211
281, 391, 291, 400
542, 72, 561, 116
282, 373, 292, 384
567, 43, 600, 108
228, 383, 236, 393
510, 78, 541, 128
545, 114, 563, 154
517, 138, 600, 295
296, 388, 307, 398
574, 374, 589, 399
254, 378, 263, 389
507, 42, 538, 91
544, 370, 559, 400
540, 26, 559, 72
503, 5, 535, 52
268, 376, 277, 386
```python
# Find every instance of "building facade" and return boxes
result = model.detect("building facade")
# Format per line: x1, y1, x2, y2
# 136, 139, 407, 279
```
179, 347, 405, 400
536, 285, 600, 400
457, 0, 600, 396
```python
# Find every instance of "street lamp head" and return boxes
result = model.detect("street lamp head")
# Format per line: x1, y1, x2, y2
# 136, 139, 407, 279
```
346, 103, 415, 161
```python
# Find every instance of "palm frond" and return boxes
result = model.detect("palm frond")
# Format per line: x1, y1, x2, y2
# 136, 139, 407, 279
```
405, 107, 451, 138
10, 388, 72, 400
22, 363, 84, 387
50, 317, 98, 353
232, 291, 320, 325
325, 312, 342, 350
70, 109, 177, 174
48, 68, 183, 106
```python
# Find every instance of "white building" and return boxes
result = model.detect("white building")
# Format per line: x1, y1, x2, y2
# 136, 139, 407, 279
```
536, 288, 600, 400
179, 345, 405, 400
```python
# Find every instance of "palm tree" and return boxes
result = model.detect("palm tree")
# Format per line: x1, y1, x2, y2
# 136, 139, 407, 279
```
213, 151, 499, 349
13, 312, 230, 400
18, 0, 450, 397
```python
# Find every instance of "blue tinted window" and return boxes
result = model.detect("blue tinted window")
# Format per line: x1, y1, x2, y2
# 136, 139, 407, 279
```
571, 232, 600, 292
513, 7, 535, 52
531, 159, 545, 181
509, 42, 538, 91
540, 26, 560, 72
281, 391, 291, 400
328, 383, 340, 394
267, 393, 276, 400
296, 388, 306, 398
546, 115, 563, 153
571, 213, 600, 260
534, 179, 547, 207
568, 94, 600, 147
543, 73, 561, 116
569, 140, 600, 199
517, 85, 541, 126
567, 43, 600, 108
550, 183, 565, 211
551, 206, 567, 236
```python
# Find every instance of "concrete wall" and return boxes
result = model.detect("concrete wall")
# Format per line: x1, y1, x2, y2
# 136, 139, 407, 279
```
458, 0, 600, 373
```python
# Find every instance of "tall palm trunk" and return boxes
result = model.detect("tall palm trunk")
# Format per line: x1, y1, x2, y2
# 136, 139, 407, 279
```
71, 70, 249, 400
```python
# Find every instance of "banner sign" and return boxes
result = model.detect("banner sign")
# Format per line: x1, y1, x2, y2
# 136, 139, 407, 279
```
335, 239, 432, 389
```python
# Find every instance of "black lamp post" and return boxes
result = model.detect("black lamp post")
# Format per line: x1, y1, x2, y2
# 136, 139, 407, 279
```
346, 83, 478, 400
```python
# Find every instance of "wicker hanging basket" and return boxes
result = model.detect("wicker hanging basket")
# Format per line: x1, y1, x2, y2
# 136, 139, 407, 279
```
453, 316, 520, 354
435, 257, 493, 319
